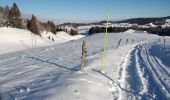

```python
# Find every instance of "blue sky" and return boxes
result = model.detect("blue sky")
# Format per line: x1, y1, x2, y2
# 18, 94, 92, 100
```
0, 0, 170, 22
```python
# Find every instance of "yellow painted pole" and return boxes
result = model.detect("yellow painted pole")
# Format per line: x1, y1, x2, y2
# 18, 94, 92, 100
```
101, 13, 110, 72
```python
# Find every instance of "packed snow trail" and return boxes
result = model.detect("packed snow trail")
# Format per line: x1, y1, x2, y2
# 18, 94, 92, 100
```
119, 42, 170, 100
0, 31, 169, 100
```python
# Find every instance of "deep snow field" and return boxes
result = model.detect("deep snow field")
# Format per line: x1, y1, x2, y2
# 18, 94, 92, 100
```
0, 27, 84, 55
0, 27, 170, 100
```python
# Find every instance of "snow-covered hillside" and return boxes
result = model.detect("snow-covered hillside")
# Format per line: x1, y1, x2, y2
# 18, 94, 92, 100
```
0, 30, 169, 100
0, 27, 84, 55
162, 19, 170, 28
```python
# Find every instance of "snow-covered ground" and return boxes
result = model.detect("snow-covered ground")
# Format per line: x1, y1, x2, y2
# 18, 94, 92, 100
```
0, 29, 170, 100
0, 27, 84, 55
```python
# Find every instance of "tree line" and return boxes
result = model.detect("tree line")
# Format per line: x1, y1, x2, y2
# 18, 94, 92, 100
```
0, 3, 22, 28
139, 27, 170, 36
0, 3, 79, 36
89, 26, 135, 35
89, 26, 170, 36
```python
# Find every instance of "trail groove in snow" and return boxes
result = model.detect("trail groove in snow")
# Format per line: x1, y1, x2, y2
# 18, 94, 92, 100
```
118, 42, 170, 100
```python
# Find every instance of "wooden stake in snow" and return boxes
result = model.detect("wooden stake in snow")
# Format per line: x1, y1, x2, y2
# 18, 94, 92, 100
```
126, 39, 129, 45
164, 38, 166, 45
34, 34, 37, 47
116, 39, 122, 48
31, 33, 33, 48
158, 38, 161, 43
31, 33, 36, 48
132, 39, 134, 44
80, 40, 87, 72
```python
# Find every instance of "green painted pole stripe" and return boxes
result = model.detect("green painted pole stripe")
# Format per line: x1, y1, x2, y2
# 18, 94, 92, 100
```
101, 13, 110, 71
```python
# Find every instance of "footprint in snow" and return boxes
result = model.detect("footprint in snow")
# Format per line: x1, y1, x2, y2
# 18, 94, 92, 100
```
16, 86, 31, 94
74, 90, 82, 100
65, 84, 71, 88
74, 90, 79, 95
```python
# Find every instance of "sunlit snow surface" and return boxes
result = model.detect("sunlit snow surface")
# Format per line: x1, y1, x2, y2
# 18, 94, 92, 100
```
0, 28, 170, 100
0, 27, 84, 55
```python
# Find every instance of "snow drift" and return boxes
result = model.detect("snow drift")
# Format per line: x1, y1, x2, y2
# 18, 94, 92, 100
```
124, 29, 136, 33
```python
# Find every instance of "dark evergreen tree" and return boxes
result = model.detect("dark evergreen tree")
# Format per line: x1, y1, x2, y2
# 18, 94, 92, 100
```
2, 6, 10, 19
0, 6, 10, 26
10, 3, 20, 18
27, 15, 40, 35
46, 21, 56, 34
8, 3, 22, 28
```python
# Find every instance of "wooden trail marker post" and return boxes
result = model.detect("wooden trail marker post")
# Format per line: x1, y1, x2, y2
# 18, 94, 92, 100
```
164, 38, 166, 45
132, 39, 134, 44
116, 39, 122, 48
126, 39, 129, 45
80, 40, 87, 72
31, 33, 33, 48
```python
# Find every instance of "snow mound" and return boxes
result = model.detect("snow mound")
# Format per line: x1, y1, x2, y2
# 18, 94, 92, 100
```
149, 23, 157, 27
124, 29, 136, 33
124, 29, 147, 34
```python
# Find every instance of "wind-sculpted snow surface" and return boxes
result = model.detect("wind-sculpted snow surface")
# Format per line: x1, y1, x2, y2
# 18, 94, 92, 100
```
0, 31, 169, 100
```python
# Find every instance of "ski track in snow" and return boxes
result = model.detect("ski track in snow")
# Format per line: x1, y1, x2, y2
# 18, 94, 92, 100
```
119, 42, 170, 100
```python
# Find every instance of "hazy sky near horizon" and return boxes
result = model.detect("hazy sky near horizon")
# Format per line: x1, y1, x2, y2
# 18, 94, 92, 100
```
0, 0, 170, 22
